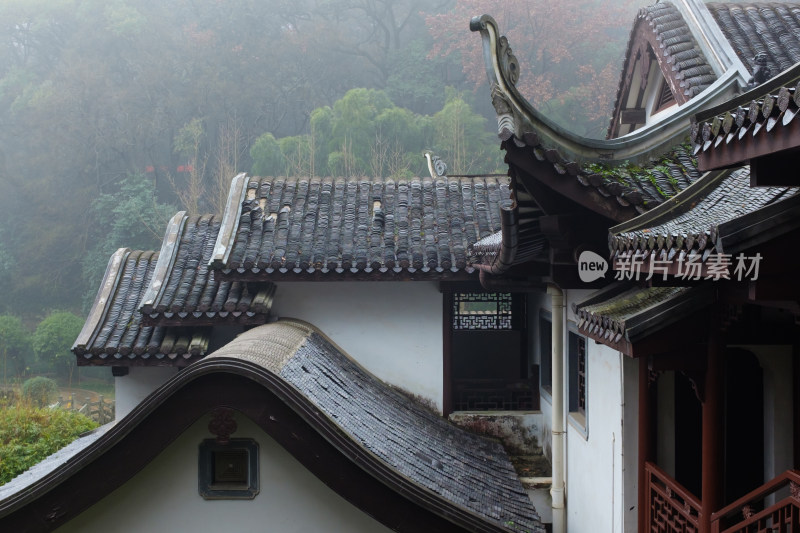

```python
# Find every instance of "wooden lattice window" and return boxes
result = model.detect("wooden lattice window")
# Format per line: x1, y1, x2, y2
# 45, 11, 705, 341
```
445, 291, 534, 413
452, 292, 516, 330
568, 332, 587, 420
652, 78, 676, 114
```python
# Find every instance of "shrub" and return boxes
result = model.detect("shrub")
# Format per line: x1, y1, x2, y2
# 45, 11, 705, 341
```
21, 376, 59, 407
32, 311, 84, 379
0, 405, 97, 484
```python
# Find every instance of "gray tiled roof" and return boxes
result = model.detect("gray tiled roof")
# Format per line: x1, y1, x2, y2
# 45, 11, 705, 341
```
575, 286, 689, 342
213, 175, 509, 276
643, 2, 716, 97
610, 167, 799, 261
708, 2, 800, 77
72, 249, 210, 366
210, 320, 544, 533
139, 213, 275, 321
573, 285, 714, 348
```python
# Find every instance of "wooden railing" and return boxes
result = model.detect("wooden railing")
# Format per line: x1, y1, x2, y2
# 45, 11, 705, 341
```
711, 470, 800, 533
52, 394, 115, 424
646, 461, 702, 532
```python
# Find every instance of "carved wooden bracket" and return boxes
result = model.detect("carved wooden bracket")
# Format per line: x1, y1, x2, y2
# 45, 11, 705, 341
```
681, 368, 705, 403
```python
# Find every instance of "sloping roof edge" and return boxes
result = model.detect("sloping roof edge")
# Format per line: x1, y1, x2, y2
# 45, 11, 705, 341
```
672, 0, 750, 80
470, 14, 741, 166
8, 321, 542, 533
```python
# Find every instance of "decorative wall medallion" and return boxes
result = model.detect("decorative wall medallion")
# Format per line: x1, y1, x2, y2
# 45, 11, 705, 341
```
208, 408, 238, 445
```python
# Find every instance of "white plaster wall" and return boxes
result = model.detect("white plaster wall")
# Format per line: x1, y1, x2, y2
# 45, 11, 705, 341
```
115, 367, 179, 419
528, 287, 639, 530
528, 290, 552, 459
565, 340, 625, 532
57, 415, 394, 533
273, 281, 444, 412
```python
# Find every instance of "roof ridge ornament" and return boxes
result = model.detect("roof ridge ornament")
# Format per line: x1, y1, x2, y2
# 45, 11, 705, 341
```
748, 53, 771, 90
471, 13, 741, 165
423, 150, 447, 178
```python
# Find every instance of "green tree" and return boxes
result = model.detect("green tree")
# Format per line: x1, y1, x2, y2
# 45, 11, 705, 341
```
0, 315, 30, 385
21, 376, 58, 407
32, 312, 85, 383
432, 90, 502, 174
82, 174, 175, 306
250, 132, 285, 176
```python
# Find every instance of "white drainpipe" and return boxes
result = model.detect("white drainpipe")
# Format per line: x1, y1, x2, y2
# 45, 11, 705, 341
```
548, 284, 566, 532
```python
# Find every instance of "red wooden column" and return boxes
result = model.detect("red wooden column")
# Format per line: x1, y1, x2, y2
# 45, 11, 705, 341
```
638, 356, 655, 532
700, 327, 723, 532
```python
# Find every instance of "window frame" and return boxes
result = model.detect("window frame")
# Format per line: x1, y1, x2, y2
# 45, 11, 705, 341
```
198, 438, 260, 500
568, 327, 588, 437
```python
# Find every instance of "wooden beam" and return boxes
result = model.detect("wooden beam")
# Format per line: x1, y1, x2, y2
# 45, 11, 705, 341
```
442, 291, 453, 416
700, 322, 723, 532
697, 115, 800, 172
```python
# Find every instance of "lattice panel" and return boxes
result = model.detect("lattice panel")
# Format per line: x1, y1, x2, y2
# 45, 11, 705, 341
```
452, 292, 514, 330
647, 467, 700, 533
723, 500, 800, 533
650, 489, 699, 532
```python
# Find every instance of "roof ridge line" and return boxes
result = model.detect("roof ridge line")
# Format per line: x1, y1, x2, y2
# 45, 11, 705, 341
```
73, 248, 131, 353
140, 211, 187, 313
672, 0, 750, 82
210, 172, 249, 268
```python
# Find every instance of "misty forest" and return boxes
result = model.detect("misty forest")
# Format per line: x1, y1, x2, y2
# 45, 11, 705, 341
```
0, 0, 659, 385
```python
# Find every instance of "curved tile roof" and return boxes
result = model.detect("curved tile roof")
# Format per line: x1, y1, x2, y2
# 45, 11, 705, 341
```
610, 167, 800, 261
572, 285, 714, 355
211, 175, 509, 277
72, 248, 210, 366
708, 2, 800, 77
139, 212, 275, 321
20, 320, 545, 533
470, 13, 736, 223
208, 320, 543, 532
627, 2, 716, 100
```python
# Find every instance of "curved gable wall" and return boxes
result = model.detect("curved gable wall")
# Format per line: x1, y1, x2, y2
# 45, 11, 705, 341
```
57, 416, 394, 533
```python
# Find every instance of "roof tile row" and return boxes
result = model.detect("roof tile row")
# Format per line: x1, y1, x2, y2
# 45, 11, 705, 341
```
215, 175, 509, 276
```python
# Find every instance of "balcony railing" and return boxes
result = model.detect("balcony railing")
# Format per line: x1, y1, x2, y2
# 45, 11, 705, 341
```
646, 461, 702, 532
711, 470, 800, 533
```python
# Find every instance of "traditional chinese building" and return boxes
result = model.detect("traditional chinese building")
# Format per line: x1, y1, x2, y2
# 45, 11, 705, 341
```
470, 1, 800, 531
0, 160, 549, 531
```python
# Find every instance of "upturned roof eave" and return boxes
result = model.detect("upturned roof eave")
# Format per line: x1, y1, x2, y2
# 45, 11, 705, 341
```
471, 14, 742, 166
